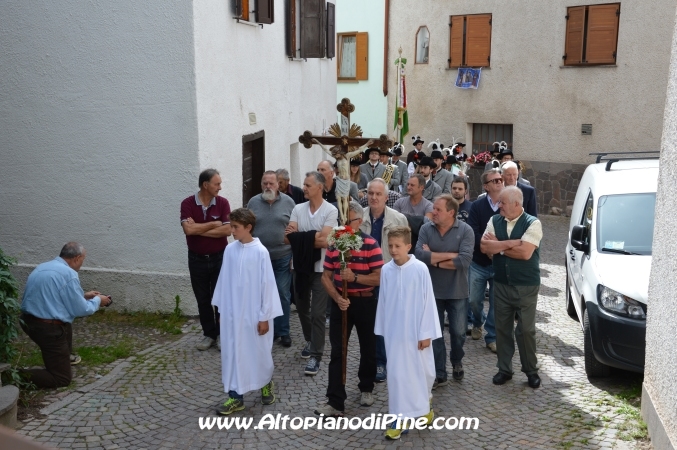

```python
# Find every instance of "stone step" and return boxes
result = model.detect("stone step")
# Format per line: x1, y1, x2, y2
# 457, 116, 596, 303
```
0, 384, 19, 429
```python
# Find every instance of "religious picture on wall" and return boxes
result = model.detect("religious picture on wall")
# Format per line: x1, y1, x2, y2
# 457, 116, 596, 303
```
455, 68, 481, 89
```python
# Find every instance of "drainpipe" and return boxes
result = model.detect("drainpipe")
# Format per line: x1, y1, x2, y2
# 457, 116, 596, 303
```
383, 0, 390, 96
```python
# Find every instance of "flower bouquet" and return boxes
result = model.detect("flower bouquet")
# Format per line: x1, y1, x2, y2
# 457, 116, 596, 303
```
474, 151, 493, 166
327, 225, 363, 270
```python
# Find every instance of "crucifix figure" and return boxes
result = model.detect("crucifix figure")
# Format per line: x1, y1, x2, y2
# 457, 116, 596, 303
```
299, 98, 392, 225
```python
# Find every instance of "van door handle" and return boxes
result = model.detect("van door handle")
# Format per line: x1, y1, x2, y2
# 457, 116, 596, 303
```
569, 249, 575, 261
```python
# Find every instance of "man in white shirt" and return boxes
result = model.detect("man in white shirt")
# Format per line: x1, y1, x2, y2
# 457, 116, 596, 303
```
284, 172, 338, 376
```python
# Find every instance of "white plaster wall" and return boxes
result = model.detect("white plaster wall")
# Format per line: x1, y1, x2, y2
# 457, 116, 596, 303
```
192, 0, 338, 203
0, 1, 200, 312
387, 0, 674, 163
336, 0, 388, 137
643, 9, 677, 447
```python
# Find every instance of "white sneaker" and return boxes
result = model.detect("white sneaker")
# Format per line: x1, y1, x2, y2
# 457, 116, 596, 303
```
196, 336, 215, 351
471, 327, 483, 340
360, 392, 374, 406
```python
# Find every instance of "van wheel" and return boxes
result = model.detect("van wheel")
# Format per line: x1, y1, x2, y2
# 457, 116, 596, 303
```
565, 266, 578, 321
583, 309, 611, 378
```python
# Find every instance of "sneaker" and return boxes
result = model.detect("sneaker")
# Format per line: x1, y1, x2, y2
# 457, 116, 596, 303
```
301, 341, 311, 359
216, 397, 245, 415
70, 354, 82, 365
375, 365, 387, 383
304, 357, 320, 376
384, 421, 409, 440
280, 335, 292, 348
360, 392, 374, 406
452, 364, 464, 381
314, 403, 344, 417
486, 342, 497, 353
261, 380, 276, 405
471, 327, 483, 340
196, 336, 215, 351
420, 408, 434, 426
216, 335, 221, 351
432, 377, 448, 389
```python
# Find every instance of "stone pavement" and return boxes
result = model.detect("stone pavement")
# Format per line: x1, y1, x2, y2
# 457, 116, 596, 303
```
17, 216, 646, 449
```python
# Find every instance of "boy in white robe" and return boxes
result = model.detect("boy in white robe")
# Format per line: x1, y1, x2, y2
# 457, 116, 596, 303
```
212, 208, 283, 415
374, 226, 442, 440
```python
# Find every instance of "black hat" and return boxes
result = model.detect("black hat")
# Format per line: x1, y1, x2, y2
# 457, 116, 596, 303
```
367, 147, 381, 155
349, 158, 362, 166
412, 135, 424, 146
381, 149, 393, 157
430, 150, 444, 160
498, 148, 514, 160
445, 155, 457, 165
419, 156, 437, 169
392, 146, 403, 156
456, 142, 466, 147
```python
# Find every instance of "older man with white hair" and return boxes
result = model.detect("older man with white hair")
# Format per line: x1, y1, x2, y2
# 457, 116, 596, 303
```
480, 186, 543, 389
360, 178, 408, 382
501, 161, 537, 217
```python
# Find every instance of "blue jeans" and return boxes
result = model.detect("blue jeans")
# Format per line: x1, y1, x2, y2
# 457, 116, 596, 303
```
272, 254, 292, 338
468, 262, 496, 344
371, 287, 386, 368
432, 298, 467, 380
228, 390, 243, 400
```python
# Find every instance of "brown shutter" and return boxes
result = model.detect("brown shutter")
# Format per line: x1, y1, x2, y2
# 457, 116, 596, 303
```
241, 0, 250, 21
449, 16, 464, 67
356, 32, 368, 80
256, 0, 274, 24
300, 0, 325, 59
326, 2, 335, 58
564, 6, 585, 65
286, 0, 296, 57
586, 3, 619, 64
465, 14, 491, 67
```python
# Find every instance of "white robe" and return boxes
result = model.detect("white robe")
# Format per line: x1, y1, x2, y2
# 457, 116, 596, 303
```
374, 255, 442, 417
211, 238, 283, 395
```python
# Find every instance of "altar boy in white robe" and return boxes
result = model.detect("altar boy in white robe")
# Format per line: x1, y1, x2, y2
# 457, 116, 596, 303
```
375, 226, 442, 440
213, 208, 283, 415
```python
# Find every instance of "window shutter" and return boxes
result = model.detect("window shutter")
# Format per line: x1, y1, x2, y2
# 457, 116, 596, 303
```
465, 14, 491, 67
256, 0, 274, 24
286, 0, 296, 57
356, 32, 368, 80
564, 6, 585, 65
449, 16, 464, 67
326, 2, 335, 58
300, 0, 325, 59
239, 0, 250, 21
585, 4, 619, 64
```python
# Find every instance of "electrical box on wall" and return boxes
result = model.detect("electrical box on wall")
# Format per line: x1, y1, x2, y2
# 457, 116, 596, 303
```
249, 113, 257, 125
582, 124, 592, 135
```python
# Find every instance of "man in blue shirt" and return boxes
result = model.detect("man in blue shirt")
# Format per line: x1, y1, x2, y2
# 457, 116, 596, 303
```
20, 242, 111, 388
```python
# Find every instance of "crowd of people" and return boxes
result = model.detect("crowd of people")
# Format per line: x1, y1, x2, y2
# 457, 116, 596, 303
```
17, 136, 543, 440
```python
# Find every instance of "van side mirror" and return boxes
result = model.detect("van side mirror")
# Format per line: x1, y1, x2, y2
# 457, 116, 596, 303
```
571, 225, 589, 253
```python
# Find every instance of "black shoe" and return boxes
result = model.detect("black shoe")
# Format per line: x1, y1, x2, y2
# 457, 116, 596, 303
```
452, 364, 464, 381
492, 372, 512, 385
280, 335, 292, 347
527, 373, 541, 389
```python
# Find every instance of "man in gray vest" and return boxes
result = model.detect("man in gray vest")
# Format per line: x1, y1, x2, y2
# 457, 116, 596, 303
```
247, 171, 296, 347
480, 186, 543, 389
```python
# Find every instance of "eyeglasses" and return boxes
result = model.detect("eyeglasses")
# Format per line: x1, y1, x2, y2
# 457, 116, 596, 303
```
484, 178, 504, 185
348, 217, 361, 223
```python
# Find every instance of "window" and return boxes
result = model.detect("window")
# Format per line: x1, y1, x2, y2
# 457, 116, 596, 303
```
472, 123, 513, 154
597, 193, 655, 255
286, 0, 336, 59
563, 3, 620, 65
415, 26, 430, 64
235, 0, 274, 24
448, 14, 492, 68
337, 33, 367, 80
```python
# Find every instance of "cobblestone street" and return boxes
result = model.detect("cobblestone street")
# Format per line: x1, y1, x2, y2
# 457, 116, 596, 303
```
16, 215, 647, 449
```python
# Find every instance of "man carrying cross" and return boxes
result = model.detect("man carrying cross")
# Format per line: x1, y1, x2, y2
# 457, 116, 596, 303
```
316, 201, 384, 417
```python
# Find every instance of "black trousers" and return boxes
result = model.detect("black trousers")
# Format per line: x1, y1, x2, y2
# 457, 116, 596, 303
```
187, 250, 223, 340
20, 316, 73, 389
326, 295, 377, 412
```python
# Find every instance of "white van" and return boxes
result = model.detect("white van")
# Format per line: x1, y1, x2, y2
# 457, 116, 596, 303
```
565, 153, 658, 377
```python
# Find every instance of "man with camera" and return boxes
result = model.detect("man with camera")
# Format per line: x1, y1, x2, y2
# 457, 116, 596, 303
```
20, 242, 112, 389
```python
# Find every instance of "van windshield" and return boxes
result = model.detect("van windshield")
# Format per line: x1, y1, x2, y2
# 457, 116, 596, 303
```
597, 193, 656, 256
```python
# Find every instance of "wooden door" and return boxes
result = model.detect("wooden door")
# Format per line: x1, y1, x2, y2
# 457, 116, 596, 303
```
242, 131, 265, 207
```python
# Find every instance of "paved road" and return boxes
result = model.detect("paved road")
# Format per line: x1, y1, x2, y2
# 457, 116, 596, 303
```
18, 215, 644, 449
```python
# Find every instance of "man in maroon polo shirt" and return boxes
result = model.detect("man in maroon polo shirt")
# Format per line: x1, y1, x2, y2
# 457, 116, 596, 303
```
180, 169, 232, 351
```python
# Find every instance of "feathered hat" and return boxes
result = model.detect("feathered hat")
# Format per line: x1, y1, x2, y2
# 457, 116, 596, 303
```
412, 135, 424, 146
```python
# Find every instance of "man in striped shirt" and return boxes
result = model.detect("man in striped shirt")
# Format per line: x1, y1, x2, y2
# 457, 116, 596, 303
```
315, 201, 384, 418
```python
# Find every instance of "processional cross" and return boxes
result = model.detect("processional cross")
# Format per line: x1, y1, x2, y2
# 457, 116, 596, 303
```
299, 98, 392, 385
299, 98, 392, 225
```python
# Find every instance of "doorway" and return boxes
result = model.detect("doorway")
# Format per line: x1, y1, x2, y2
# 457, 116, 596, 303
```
242, 130, 265, 207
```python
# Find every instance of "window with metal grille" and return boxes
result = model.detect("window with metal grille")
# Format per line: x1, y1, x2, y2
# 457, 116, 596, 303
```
472, 123, 513, 154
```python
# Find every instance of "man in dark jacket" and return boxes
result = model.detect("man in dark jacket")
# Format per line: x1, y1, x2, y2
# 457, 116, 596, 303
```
501, 161, 537, 217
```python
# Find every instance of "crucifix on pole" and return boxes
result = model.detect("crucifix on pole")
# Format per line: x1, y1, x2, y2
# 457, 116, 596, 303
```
298, 98, 391, 385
